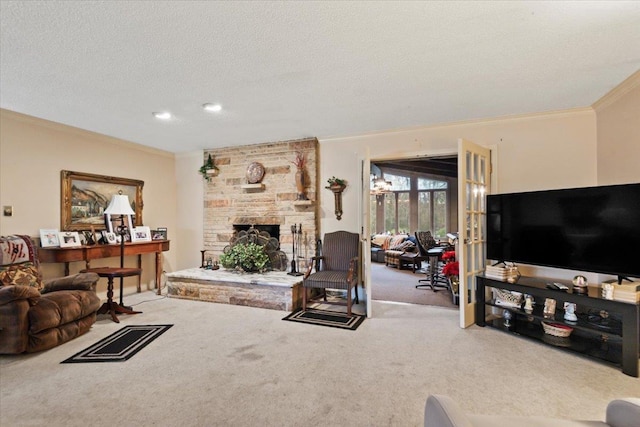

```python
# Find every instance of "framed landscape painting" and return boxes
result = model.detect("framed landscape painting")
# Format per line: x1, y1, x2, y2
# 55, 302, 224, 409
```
61, 170, 143, 231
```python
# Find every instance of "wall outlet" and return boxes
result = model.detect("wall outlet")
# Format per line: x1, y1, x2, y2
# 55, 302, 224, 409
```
3, 206, 13, 217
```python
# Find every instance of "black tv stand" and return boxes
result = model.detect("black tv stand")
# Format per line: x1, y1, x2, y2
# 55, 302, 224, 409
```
476, 274, 639, 377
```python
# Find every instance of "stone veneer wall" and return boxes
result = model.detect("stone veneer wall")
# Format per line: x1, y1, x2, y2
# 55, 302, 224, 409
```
203, 138, 318, 267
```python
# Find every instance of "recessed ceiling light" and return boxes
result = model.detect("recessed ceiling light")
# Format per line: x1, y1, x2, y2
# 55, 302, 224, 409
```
203, 103, 222, 112
152, 112, 172, 120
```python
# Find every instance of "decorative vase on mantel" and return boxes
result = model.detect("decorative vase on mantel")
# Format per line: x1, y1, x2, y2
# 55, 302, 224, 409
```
295, 168, 308, 201
292, 151, 309, 201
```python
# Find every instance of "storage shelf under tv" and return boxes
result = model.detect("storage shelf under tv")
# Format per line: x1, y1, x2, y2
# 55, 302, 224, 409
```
476, 275, 639, 377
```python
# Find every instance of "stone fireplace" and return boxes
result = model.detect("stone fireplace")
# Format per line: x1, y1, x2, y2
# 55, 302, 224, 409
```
203, 138, 318, 268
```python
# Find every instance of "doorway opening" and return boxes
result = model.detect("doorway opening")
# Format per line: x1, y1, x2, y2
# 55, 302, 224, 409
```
368, 155, 459, 308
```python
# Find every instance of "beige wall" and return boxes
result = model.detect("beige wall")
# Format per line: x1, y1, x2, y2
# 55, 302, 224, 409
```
318, 109, 597, 226
174, 150, 205, 270
0, 109, 178, 297
317, 108, 599, 281
594, 70, 640, 185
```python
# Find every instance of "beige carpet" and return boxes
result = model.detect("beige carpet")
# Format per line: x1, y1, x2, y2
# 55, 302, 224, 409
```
1, 291, 638, 427
371, 262, 456, 309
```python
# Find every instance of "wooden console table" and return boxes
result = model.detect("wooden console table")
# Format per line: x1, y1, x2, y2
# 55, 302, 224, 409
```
39, 240, 170, 295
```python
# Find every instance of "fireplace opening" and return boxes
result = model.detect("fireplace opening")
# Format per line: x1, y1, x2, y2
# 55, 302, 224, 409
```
233, 224, 280, 248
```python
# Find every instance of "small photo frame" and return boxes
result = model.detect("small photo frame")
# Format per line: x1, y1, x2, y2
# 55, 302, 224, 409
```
40, 229, 60, 247
131, 226, 152, 242
102, 231, 118, 245
58, 231, 82, 248
152, 227, 167, 241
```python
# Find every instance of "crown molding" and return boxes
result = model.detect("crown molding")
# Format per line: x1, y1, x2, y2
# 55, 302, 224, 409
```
0, 108, 174, 158
321, 107, 594, 142
592, 69, 640, 111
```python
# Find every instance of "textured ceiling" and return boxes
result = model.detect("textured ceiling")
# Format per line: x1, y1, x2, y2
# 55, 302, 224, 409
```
1, 1, 639, 154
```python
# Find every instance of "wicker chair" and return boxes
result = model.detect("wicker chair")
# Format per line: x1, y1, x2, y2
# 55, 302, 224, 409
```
302, 231, 360, 315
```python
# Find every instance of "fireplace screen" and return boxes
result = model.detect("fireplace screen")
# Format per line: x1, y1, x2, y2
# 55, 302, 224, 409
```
227, 226, 287, 271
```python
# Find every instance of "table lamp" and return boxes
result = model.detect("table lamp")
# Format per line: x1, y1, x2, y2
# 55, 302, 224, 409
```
104, 192, 135, 307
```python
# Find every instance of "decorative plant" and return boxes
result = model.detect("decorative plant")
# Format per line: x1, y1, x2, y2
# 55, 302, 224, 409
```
199, 154, 219, 182
326, 176, 346, 187
291, 151, 307, 169
442, 261, 459, 277
292, 151, 309, 200
220, 242, 269, 272
442, 251, 456, 262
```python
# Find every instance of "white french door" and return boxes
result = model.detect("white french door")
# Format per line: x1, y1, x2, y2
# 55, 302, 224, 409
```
361, 154, 372, 318
458, 139, 491, 328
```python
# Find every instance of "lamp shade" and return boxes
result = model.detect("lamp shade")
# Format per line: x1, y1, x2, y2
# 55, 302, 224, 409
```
104, 194, 135, 216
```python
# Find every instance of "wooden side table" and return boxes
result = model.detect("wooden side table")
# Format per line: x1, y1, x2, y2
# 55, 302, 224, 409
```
82, 267, 142, 323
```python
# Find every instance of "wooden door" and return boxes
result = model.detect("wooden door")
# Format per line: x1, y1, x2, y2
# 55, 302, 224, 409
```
458, 139, 491, 328
361, 154, 372, 318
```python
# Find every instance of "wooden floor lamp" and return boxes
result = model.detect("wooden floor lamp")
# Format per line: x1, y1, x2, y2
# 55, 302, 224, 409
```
104, 192, 138, 310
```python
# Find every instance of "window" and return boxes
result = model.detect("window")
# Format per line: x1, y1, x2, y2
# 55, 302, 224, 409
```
418, 178, 448, 190
387, 173, 410, 191
418, 192, 432, 231
371, 171, 451, 237
418, 178, 448, 238
433, 190, 447, 237
384, 193, 397, 233
369, 194, 377, 234
397, 192, 410, 233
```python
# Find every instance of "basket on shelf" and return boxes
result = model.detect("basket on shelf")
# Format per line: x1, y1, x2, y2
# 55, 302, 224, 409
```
542, 333, 572, 347
542, 321, 573, 338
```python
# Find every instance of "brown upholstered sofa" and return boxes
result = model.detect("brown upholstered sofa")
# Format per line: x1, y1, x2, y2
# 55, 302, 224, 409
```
0, 235, 101, 354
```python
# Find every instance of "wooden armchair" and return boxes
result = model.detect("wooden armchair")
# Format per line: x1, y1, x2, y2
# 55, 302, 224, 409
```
302, 231, 360, 315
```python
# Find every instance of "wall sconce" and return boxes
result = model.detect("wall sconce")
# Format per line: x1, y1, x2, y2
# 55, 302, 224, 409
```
326, 177, 347, 220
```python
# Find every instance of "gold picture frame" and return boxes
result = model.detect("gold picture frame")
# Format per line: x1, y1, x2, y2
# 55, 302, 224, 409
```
61, 170, 144, 231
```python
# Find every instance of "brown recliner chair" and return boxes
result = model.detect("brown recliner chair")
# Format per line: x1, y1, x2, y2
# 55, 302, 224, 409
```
0, 235, 101, 354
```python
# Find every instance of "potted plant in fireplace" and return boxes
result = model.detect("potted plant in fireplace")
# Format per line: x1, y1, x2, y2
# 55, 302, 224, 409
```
220, 242, 270, 273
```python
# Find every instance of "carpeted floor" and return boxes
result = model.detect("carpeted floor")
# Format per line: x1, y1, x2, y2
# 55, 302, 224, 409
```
1, 291, 638, 427
371, 262, 456, 308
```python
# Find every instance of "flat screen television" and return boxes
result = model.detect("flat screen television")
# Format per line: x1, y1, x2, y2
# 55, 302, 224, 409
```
486, 183, 640, 280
